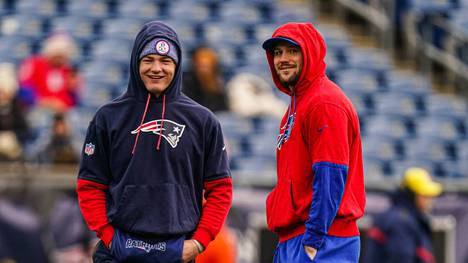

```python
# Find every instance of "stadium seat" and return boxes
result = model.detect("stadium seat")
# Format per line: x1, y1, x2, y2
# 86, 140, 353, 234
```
117, 1, 160, 20
418, 115, 466, 140
89, 37, 133, 64
81, 59, 127, 87
15, 0, 58, 16
49, 16, 100, 42
374, 91, 426, 117
101, 17, 147, 41
0, 35, 36, 62
67, 0, 110, 19
365, 113, 416, 139
405, 137, 458, 162
363, 134, 406, 161
218, 2, 262, 24
168, 1, 210, 23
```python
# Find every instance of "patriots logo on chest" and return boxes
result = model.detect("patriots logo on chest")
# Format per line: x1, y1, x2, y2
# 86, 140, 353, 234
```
131, 119, 185, 148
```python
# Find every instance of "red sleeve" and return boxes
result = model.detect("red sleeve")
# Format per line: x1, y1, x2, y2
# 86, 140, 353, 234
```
306, 103, 350, 165
192, 177, 233, 249
76, 178, 114, 247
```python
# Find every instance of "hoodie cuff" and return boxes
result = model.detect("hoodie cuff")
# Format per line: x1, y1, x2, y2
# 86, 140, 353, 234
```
301, 229, 325, 250
192, 227, 212, 249
98, 224, 115, 248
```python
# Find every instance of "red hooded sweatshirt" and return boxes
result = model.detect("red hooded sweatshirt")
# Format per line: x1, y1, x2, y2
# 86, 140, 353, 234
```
264, 23, 366, 248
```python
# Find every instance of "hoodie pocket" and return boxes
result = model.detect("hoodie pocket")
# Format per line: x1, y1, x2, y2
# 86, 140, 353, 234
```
111, 228, 185, 263
266, 179, 302, 232
112, 184, 198, 235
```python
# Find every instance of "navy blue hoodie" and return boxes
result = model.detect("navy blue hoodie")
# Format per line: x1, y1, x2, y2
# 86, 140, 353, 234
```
77, 22, 231, 243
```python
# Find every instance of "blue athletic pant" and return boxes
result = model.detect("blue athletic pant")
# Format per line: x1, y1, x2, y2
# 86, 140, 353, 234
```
273, 234, 360, 263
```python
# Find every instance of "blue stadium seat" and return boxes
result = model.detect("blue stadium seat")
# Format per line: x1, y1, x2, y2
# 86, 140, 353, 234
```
217, 112, 254, 137
392, 159, 448, 178
342, 89, 375, 117
363, 155, 394, 177
101, 17, 146, 41
218, 2, 262, 24
383, 71, 432, 95
418, 115, 467, 140
15, 0, 58, 16
49, 16, 100, 42
405, 137, 458, 162
0, 35, 36, 62
366, 113, 416, 139
81, 80, 118, 108
165, 20, 202, 49
82, 59, 127, 87
342, 48, 392, 80
374, 91, 426, 117
409, 0, 454, 13
89, 37, 133, 64
117, 1, 160, 20
203, 22, 249, 46
316, 25, 351, 57
272, 2, 314, 23
253, 23, 278, 44
426, 94, 467, 118
67, 0, 110, 19
167, 1, 210, 23
363, 134, 406, 161
0, 14, 47, 38
334, 68, 380, 92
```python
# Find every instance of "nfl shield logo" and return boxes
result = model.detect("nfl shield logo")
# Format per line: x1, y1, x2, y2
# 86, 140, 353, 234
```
84, 143, 95, 156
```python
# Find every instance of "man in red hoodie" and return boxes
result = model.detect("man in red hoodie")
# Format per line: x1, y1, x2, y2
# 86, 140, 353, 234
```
262, 23, 366, 262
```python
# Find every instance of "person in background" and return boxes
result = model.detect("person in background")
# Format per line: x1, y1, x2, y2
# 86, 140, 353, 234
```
76, 21, 232, 263
18, 33, 81, 113
364, 167, 442, 263
262, 22, 365, 262
38, 113, 79, 164
0, 63, 28, 161
183, 45, 229, 113
226, 72, 286, 119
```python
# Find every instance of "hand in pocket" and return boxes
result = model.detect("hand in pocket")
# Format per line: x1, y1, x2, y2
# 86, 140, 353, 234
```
304, 246, 317, 261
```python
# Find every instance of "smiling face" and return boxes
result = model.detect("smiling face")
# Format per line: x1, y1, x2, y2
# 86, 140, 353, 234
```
273, 42, 303, 90
139, 54, 176, 97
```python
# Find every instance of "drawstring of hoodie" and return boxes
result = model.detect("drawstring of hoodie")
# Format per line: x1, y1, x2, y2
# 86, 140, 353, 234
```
131, 93, 167, 155
284, 92, 296, 138
156, 95, 166, 150
132, 93, 152, 155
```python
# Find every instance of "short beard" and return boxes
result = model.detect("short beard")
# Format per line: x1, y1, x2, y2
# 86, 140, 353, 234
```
279, 73, 300, 89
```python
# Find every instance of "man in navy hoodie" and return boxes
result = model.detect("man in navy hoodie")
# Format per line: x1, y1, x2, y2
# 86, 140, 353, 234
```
76, 21, 233, 263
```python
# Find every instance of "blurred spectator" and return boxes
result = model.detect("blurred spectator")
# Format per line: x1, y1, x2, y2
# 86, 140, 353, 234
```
0, 63, 28, 161
183, 46, 229, 112
18, 33, 81, 113
49, 192, 95, 263
227, 72, 287, 119
38, 113, 78, 164
364, 167, 442, 263
0, 196, 48, 263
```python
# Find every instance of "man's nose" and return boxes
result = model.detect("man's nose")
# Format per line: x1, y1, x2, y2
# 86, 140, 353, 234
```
278, 52, 290, 62
150, 61, 162, 72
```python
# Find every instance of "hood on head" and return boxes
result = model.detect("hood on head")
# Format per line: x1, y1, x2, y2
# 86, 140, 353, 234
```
264, 22, 327, 96
127, 21, 183, 101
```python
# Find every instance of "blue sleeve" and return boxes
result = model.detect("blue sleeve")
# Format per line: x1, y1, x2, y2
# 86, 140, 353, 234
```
302, 162, 347, 249
204, 118, 230, 181
18, 85, 37, 106
78, 119, 111, 185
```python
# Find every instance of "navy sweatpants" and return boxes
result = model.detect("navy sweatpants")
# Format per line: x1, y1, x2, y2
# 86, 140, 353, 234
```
273, 234, 360, 263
